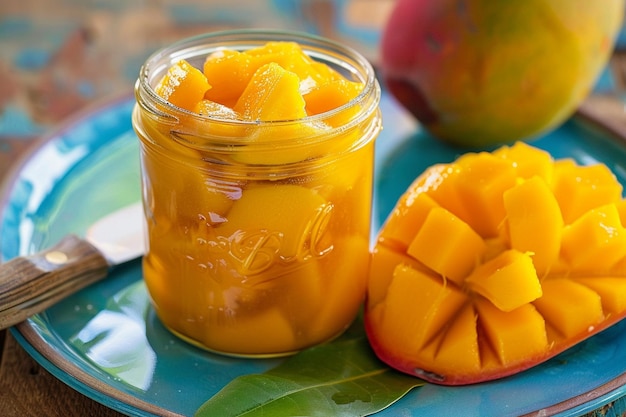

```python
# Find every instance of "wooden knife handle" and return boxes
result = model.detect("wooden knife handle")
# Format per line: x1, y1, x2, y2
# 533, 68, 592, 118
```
0, 235, 109, 330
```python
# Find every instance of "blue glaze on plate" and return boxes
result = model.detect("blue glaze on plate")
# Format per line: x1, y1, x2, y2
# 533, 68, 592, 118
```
1, 93, 626, 417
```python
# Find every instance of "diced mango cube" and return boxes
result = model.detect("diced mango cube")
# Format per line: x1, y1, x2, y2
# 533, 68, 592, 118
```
533, 279, 604, 338
575, 277, 626, 315
433, 304, 480, 374
408, 206, 486, 284
475, 298, 548, 366
365, 141, 626, 385
560, 204, 626, 272
466, 250, 542, 312
376, 264, 468, 355
367, 244, 435, 308
503, 176, 564, 275
454, 152, 518, 237
418, 163, 470, 222
378, 193, 440, 250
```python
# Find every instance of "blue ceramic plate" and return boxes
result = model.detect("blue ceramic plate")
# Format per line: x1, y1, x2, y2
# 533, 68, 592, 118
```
1, 92, 626, 417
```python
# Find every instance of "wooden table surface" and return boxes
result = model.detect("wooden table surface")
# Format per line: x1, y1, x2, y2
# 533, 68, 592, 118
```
2, 2, 626, 416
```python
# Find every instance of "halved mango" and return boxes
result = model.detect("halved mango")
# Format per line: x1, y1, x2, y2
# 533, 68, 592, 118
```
366, 142, 626, 385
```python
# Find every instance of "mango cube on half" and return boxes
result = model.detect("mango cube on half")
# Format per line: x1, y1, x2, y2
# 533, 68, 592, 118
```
407, 206, 486, 285
466, 250, 542, 312
503, 176, 564, 275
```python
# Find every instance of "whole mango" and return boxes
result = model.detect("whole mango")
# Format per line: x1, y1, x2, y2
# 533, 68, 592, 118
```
381, 0, 625, 147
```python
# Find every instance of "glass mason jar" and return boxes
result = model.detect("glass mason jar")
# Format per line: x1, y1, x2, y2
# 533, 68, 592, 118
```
132, 29, 381, 357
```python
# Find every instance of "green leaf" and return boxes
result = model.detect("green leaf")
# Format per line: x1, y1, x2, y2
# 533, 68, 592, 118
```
194, 324, 424, 417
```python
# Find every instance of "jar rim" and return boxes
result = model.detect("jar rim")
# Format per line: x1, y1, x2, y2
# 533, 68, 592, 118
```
135, 28, 380, 128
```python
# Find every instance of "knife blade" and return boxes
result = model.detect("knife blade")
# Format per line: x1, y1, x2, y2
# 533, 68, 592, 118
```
0, 202, 145, 330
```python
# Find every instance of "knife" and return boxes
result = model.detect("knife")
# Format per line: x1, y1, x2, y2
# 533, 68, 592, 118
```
0, 202, 145, 330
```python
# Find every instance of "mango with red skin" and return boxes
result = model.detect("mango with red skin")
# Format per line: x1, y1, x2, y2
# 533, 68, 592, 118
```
380, 0, 624, 147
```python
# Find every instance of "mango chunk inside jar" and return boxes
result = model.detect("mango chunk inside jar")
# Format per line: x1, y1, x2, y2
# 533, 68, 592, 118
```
135, 38, 379, 356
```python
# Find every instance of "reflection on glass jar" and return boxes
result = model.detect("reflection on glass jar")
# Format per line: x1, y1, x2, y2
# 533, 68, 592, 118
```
132, 29, 381, 357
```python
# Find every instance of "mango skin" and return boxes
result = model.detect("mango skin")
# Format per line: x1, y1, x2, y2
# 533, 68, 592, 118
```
381, 0, 625, 147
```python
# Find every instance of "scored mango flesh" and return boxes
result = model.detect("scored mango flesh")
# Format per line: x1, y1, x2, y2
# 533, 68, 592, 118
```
139, 41, 374, 356
365, 141, 626, 385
